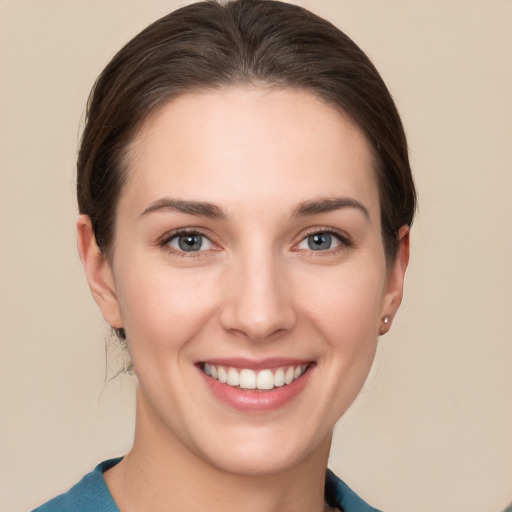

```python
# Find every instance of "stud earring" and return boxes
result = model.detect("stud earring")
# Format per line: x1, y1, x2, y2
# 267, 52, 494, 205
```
379, 315, 391, 335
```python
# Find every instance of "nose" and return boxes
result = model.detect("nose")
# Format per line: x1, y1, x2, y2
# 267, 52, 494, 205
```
219, 249, 297, 342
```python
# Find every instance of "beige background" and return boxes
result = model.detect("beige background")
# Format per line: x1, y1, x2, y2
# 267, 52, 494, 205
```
1, 1, 511, 511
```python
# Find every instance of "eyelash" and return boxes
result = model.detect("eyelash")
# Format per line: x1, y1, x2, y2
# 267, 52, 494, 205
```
159, 229, 216, 257
294, 227, 352, 254
158, 227, 352, 257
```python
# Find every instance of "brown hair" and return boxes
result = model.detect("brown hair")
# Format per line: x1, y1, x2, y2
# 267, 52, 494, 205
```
77, 0, 416, 338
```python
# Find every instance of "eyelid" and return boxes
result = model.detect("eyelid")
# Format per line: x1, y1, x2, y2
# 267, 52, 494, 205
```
157, 226, 352, 256
293, 227, 352, 252
159, 228, 220, 255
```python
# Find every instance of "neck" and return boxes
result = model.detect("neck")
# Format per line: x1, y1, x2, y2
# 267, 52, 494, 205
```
104, 387, 333, 512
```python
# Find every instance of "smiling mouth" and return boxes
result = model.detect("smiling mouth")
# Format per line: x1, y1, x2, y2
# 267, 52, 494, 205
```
200, 363, 310, 391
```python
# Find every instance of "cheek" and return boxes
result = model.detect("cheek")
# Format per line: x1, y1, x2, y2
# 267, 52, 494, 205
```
114, 261, 221, 355
298, 262, 386, 351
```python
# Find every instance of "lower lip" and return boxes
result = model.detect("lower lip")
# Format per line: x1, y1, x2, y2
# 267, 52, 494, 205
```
199, 366, 313, 412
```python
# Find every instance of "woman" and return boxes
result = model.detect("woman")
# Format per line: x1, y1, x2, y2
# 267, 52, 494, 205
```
34, 1, 415, 511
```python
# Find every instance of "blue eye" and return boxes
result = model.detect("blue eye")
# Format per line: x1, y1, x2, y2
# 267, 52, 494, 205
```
166, 232, 213, 252
297, 231, 343, 251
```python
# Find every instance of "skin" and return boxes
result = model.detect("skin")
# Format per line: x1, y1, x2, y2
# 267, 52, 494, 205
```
77, 86, 409, 512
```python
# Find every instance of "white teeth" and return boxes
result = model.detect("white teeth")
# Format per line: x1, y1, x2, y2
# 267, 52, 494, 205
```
217, 366, 227, 383
227, 367, 240, 386
256, 369, 274, 390
203, 363, 308, 390
273, 368, 285, 387
239, 369, 256, 389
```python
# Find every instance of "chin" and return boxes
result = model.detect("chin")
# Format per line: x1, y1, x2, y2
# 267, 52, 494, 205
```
202, 447, 308, 477
189, 423, 331, 477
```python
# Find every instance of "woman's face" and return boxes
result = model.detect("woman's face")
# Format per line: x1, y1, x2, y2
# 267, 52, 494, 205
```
83, 86, 407, 475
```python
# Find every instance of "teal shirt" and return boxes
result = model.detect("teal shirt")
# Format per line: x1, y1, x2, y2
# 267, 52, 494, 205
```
33, 458, 382, 512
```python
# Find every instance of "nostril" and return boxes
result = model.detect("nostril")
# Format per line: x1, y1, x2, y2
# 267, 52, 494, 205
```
217, 261, 297, 341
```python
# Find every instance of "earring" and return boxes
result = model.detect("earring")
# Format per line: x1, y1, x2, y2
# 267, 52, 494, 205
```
380, 315, 391, 335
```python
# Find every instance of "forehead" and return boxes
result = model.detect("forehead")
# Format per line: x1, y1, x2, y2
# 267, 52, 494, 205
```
121, 86, 379, 215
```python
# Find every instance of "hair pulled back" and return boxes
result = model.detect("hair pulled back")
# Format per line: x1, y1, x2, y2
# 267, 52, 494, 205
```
78, 0, 416, 339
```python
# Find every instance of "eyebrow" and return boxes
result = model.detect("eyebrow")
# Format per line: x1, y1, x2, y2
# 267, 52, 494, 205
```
139, 196, 369, 221
291, 197, 370, 220
139, 198, 227, 220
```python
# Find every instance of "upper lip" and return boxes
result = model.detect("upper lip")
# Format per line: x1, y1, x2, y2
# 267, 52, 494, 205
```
197, 357, 313, 371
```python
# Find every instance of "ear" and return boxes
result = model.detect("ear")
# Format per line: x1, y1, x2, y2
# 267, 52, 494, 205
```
76, 215, 123, 330
379, 225, 410, 335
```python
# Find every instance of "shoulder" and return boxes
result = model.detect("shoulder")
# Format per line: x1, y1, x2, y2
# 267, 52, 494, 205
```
32, 458, 121, 512
34, 460, 381, 512
325, 469, 384, 512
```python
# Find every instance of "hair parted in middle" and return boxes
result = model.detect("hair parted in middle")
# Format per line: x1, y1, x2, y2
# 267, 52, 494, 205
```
77, 0, 416, 341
